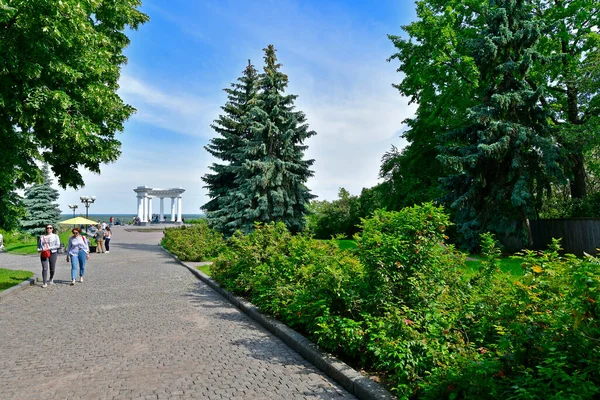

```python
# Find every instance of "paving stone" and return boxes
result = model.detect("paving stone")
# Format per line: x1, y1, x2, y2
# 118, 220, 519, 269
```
0, 227, 355, 399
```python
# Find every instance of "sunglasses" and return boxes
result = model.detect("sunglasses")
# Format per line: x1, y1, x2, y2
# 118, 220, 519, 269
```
72, 231, 79, 235
46, 226, 53, 229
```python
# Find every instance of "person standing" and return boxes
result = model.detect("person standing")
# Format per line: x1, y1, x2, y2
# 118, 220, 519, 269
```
109, 216, 114, 227
104, 227, 112, 253
95, 225, 106, 253
37, 224, 61, 287
66, 227, 89, 285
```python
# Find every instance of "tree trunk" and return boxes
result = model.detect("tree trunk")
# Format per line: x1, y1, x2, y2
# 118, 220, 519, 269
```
521, 209, 533, 248
569, 151, 587, 199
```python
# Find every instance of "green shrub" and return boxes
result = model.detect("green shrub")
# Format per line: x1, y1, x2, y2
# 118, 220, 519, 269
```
206, 205, 600, 399
161, 220, 225, 261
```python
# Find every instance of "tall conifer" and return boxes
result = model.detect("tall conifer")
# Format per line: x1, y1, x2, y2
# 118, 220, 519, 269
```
203, 61, 259, 234
203, 45, 316, 235
438, 0, 564, 249
20, 165, 62, 235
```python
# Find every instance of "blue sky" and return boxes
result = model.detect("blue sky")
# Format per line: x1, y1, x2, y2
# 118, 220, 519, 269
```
56, 0, 418, 214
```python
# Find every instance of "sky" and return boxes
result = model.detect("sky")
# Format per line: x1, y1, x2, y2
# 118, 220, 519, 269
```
56, 0, 418, 214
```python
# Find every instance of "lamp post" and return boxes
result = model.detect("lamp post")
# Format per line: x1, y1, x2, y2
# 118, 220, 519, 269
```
80, 195, 96, 233
68, 204, 78, 217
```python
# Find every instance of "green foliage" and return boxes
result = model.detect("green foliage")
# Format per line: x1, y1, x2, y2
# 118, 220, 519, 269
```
209, 205, 600, 398
437, 0, 564, 250
387, 0, 600, 246
20, 165, 61, 235
0, 0, 148, 230
203, 45, 315, 235
306, 188, 361, 239
161, 220, 225, 262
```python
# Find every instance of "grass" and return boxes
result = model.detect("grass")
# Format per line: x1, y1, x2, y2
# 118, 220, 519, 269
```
465, 254, 525, 279
4, 231, 73, 254
196, 264, 212, 276
0, 268, 34, 292
337, 239, 358, 250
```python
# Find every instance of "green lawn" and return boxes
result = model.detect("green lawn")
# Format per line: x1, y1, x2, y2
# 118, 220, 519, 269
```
465, 255, 525, 278
4, 231, 72, 254
337, 239, 358, 250
196, 264, 212, 276
0, 268, 34, 292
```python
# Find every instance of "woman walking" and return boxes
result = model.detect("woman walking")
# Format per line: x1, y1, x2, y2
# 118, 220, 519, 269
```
37, 224, 61, 288
104, 227, 112, 253
66, 227, 89, 286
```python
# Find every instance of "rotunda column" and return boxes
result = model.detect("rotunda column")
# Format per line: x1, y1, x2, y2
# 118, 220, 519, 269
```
170, 198, 176, 222
159, 197, 165, 222
177, 196, 183, 222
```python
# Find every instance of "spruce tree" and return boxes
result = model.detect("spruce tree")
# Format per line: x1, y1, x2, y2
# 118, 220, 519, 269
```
232, 45, 316, 234
203, 45, 316, 235
438, 0, 564, 250
20, 165, 62, 235
202, 60, 259, 234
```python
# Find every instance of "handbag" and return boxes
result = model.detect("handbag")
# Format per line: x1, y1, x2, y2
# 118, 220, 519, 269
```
41, 236, 51, 258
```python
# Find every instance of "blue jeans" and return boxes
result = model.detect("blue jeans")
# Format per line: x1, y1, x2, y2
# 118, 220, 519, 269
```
70, 249, 87, 280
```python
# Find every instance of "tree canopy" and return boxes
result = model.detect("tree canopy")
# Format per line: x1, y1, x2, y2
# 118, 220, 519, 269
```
387, 0, 599, 248
0, 0, 148, 230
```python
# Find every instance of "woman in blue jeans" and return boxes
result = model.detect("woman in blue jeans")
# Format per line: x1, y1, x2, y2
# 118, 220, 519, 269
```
66, 227, 89, 285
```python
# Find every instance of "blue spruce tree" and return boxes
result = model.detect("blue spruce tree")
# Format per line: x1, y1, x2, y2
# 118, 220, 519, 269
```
203, 61, 260, 235
438, 0, 565, 250
20, 165, 62, 235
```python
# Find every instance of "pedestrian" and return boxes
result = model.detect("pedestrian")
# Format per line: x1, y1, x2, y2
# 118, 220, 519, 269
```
101, 221, 107, 230
0, 232, 4, 251
95, 225, 105, 253
66, 227, 89, 285
37, 224, 61, 287
109, 216, 114, 227
104, 227, 112, 253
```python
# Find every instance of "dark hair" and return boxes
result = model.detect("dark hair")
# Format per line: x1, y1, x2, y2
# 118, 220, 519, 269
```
71, 227, 82, 234
105, 227, 111, 232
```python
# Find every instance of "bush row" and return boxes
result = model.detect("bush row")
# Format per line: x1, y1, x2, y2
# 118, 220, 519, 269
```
161, 220, 225, 261
163, 204, 600, 399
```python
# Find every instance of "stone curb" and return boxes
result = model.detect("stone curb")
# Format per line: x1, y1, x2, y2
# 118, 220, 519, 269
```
161, 247, 395, 400
0, 276, 36, 302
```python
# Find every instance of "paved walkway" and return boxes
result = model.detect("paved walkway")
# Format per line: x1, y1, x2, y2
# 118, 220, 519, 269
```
0, 226, 355, 400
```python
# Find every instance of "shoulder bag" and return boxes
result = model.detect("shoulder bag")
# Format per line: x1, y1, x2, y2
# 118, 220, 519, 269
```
41, 236, 51, 259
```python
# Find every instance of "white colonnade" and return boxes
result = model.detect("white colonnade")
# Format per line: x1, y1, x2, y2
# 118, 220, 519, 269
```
133, 186, 186, 224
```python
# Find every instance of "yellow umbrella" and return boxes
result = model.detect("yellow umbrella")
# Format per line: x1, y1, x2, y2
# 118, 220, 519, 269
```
58, 217, 99, 226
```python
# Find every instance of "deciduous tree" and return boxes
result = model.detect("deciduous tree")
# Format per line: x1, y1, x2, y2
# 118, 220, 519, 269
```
0, 0, 148, 230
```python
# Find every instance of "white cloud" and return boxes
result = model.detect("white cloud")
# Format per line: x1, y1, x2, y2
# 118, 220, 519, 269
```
118, 73, 220, 139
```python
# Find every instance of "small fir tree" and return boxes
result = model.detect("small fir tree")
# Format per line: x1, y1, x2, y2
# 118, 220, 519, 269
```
20, 165, 62, 235
438, 0, 565, 250
202, 60, 260, 234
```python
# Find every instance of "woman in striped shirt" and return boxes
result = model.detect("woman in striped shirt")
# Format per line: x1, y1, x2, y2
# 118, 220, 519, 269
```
66, 227, 90, 286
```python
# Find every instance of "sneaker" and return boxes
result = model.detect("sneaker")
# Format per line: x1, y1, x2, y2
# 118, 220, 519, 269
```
41, 283, 48, 288
105, 251, 109, 254
79, 277, 84, 283
49, 279, 54, 285
71, 280, 75, 286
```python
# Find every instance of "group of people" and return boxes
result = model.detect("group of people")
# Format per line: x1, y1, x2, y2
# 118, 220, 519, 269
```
93, 222, 112, 253
37, 223, 114, 287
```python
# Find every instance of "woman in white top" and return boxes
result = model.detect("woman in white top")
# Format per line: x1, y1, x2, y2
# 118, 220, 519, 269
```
37, 224, 61, 288
66, 227, 90, 286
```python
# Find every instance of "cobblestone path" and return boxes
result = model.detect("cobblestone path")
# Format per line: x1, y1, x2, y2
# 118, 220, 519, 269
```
0, 227, 355, 399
